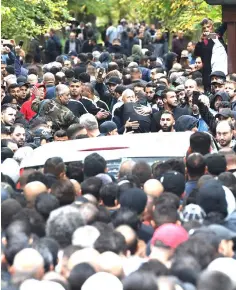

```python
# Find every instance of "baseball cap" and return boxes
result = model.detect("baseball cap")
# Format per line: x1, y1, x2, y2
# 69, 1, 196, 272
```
207, 224, 236, 241
151, 223, 189, 248
181, 204, 206, 223
210, 71, 226, 80
211, 78, 225, 85
158, 171, 185, 197
68, 50, 78, 57
100, 121, 117, 135
17, 75, 27, 84
114, 85, 126, 94
6, 65, 15, 75
106, 77, 122, 85
18, 82, 29, 88
215, 108, 234, 119
120, 188, 147, 215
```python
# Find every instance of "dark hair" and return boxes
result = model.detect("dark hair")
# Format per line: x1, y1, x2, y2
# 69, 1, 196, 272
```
96, 205, 112, 223
186, 153, 206, 178
123, 271, 158, 290
218, 172, 236, 198
12, 208, 45, 237
78, 53, 88, 63
1, 147, 14, 161
132, 161, 152, 186
8, 83, 19, 92
68, 263, 96, 290
26, 171, 49, 188
65, 69, 75, 79
165, 158, 185, 175
29, 117, 48, 130
1, 199, 22, 230
81, 177, 103, 200
111, 208, 141, 231
153, 204, 179, 227
84, 153, 107, 178
197, 269, 234, 290
4, 233, 30, 266
51, 179, 76, 206
1, 103, 17, 113
9, 123, 25, 135
190, 132, 211, 155
78, 72, 90, 83
39, 237, 60, 267
44, 157, 65, 179
67, 124, 85, 139
54, 130, 67, 138
35, 193, 60, 220
139, 259, 169, 277
66, 161, 84, 183
28, 67, 38, 75
99, 183, 119, 207
94, 230, 126, 254
108, 62, 119, 72
174, 236, 216, 269
152, 161, 172, 179
155, 192, 180, 208
170, 255, 201, 285
33, 240, 54, 272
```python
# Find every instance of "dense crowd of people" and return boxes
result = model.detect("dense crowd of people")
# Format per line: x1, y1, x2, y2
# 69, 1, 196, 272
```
1, 17, 236, 290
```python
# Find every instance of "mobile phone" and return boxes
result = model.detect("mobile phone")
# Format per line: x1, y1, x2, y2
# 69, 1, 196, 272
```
19, 40, 24, 47
97, 67, 105, 78
208, 33, 217, 39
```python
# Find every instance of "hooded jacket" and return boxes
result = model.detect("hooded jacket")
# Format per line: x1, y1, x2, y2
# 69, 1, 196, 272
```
175, 115, 198, 132
210, 91, 230, 110
20, 83, 46, 121
99, 52, 110, 70
127, 45, 143, 63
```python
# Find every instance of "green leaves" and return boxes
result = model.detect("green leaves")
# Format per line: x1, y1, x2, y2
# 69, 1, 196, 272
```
1, 0, 72, 39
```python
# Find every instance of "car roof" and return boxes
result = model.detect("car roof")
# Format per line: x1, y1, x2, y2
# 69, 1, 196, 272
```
20, 132, 193, 169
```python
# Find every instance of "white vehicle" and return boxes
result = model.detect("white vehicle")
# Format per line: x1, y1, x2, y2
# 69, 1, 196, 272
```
20, 132, 218, 177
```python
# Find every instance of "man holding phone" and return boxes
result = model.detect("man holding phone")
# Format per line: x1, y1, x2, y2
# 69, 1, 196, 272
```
194, 18, 227, 92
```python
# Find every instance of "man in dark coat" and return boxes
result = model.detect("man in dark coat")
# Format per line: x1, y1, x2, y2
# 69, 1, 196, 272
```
64, 32, 82, 55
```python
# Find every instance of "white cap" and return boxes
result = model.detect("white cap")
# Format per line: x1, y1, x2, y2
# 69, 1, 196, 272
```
2, 158, 20, 183
81, 272, 123, 290
208, 257, 236, 284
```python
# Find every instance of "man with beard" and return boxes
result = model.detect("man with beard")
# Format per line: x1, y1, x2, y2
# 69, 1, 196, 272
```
176, 85, 186, 108
151, 89, 189, 132
159, 111, 175, 132
216, 121, 235, 149
67, 79, 88, 117
1, 104, 17, 129
10, 123, 26, 148
18, 82, 30, 107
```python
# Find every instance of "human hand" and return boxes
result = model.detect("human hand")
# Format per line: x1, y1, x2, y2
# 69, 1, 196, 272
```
135, 105, 151, 116
192, 104, 199, 115
15, 45, 22, 56
96, 110, 109, 120
125, 117, 139, 129
198, 94, 210, 107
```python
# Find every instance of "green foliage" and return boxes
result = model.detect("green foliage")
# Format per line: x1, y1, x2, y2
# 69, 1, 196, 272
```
137, 0, 222, 31
1, 0, 72, 39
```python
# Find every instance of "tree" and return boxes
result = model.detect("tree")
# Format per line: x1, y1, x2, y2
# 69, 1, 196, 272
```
1, 0, 72, 39
136, 0, 222, 31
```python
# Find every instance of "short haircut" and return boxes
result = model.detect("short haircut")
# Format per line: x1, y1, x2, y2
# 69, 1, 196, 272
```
1, 199, 22, 230
66, 161, 84, 183
84, 153, 106, 178
99, 183, 119, 207
68, 263, 96, 290
51, 179, 76, 206
67, 123, 85, 139
111, 208, 141, 231
161, 110, 174, 117
9, 123, 25, 134
1, 103, 17, 113
201, 18, 213, 26
94, 230, 126, 254
161, 89, 175, 99
26, 171, 49, 188
44, 157, 65, 178
81, 177, 103, 200
197, 270, 234, 290
35, 193, 60, 220
190, 132, 211, 155
80, 113, 98, 131
54, 129, 67, 138
186, 153, 206, 177
132, 161, 152, 185
153, 204, 179, 227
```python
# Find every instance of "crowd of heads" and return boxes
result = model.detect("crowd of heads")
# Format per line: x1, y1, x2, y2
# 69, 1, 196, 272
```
1, 17, 236, 290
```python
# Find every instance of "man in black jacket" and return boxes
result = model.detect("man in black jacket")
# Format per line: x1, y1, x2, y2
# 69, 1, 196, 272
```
151, 89, 190, 132
64, 32, 82, 55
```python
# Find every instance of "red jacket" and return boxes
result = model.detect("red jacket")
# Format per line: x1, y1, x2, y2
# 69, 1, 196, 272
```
20, 83, 46, 121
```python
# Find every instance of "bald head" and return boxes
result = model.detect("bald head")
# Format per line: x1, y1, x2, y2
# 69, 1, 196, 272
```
118, 160, 136, 179
43, 72, 55, 85
143, 179, 164, 197
116, 225, 137, 254
68, 248, 100, 273
83, 194, 97, 205
24, 181, 47, 207
13, 248, 44, 278
185, 79, 197, 97
27, 74, 38, 85
97, 252, 124, 278
219, 148, 236, 170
